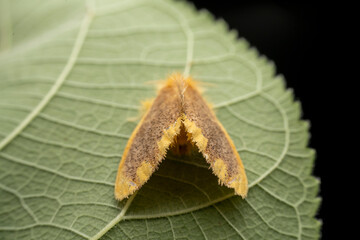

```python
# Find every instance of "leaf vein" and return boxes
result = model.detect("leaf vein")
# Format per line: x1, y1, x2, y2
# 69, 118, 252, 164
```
0, 7, 94, 151
0, 152, 114, 187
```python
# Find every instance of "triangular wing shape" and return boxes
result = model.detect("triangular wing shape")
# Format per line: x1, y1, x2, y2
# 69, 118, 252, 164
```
114, 79, 182, 200
115, 74, 248, 200
182, 79, 248, 198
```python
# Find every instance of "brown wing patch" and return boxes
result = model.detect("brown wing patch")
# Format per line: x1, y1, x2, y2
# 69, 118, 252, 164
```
182, 83, 248, 198
114, 82, 182, 200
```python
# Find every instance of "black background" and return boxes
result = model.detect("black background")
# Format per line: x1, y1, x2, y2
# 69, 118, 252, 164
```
187, 0, 327, 238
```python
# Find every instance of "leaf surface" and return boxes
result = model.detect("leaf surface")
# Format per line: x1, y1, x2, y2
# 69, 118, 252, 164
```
0, 0, 320, 239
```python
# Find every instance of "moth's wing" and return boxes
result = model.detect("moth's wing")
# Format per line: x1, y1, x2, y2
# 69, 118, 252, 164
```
183, 85, 248, 198
115, 84, 182, 200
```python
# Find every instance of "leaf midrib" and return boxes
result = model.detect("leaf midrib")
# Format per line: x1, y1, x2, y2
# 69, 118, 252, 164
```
0, 6, 94, 151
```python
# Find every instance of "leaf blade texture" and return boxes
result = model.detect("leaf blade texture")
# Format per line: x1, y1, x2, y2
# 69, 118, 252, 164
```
0, 0, 321, 239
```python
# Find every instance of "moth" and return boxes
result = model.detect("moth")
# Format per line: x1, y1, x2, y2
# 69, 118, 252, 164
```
115, 73, 248, 200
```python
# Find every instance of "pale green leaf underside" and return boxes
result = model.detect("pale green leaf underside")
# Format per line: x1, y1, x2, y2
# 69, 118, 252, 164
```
0, 0, 320, 239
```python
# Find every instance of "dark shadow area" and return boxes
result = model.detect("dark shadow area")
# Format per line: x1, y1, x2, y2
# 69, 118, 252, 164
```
126, 146, 234, 216
187, 0, 327, 238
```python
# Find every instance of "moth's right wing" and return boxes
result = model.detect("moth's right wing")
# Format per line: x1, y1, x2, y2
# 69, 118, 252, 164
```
183, 83, 248, 198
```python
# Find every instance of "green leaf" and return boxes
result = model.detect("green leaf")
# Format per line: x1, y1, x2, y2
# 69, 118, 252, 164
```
0, 0, 321, 239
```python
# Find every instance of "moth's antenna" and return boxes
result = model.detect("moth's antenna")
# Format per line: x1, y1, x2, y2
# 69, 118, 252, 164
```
180, 75, 185, 107
182, 76, 189, 96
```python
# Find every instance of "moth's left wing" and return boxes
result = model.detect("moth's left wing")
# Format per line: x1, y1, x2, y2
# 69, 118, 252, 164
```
115, 82, 182, 200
